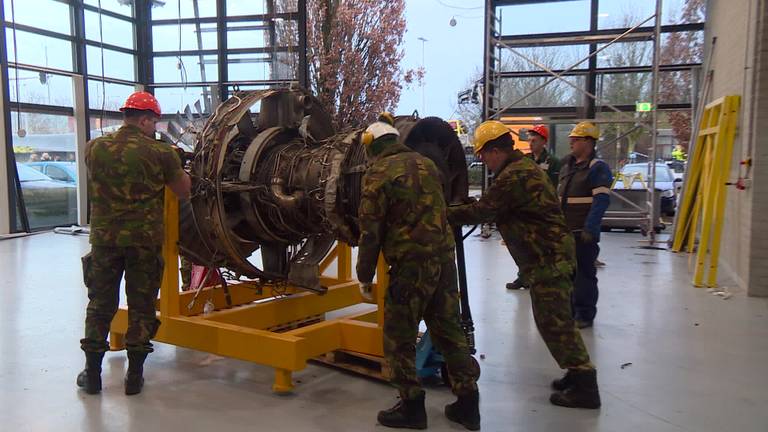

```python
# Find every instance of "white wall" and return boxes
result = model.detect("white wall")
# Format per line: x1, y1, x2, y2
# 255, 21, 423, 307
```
705, 0, 767, 296
747, 0, 768, 295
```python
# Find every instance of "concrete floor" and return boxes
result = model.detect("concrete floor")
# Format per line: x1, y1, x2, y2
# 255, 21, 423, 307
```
1, 231, 767, 432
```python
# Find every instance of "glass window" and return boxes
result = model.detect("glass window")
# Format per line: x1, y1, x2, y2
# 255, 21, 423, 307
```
594, 112, 639, 168
276, 0, 298, 13
154, 86, 212, 114
227, 21, 270, 49
153, 55, 218, 83
597, 0, 656, 30
89, 116, 124, 138
274, 18, 298, 46
227, 52, 298, 81
596, 72, 652, 106
273, 52, 298, 80
227, 0, 267, 16
659, 70, 694, 104
496, 1, 591, 36
552, 123, 578, 160
661, 31, 704, 64
84, 10, 135, 50
662, 0, 705, 25
86, 45, 135, 81
5, 28, 74, 71
10, 111, 78, 230
597, 41, 653, 68
152, 23, 218, 51
151, 0, 217, 20
499, 45, 589, 73
87, 79, 135, 111
3, 0, 72, 35
84, 0, 134, 17
498, 75, 584, 108
8, 67, 73, 107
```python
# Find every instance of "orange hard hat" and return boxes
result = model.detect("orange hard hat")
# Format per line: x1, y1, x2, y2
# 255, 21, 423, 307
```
530, 124, 548, 141
120, 91, 161, 116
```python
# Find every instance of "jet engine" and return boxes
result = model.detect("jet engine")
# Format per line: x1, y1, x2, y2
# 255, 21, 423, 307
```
173, 87, 468, 293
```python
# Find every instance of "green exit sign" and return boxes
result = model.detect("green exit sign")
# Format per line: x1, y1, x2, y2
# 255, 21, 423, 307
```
636, 102, 652, 112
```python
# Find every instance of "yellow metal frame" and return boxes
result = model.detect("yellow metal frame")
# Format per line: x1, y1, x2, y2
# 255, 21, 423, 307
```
109, 189, 389, 392
611, 172, 647, 189
671, 95, 741, 287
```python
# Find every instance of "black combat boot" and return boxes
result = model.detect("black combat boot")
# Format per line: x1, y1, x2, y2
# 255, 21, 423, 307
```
551, 369, 577, 391
505, 278, 526, 290
124, 351, 147, 395
445, 390, 480, 430
549, 369, 601, 409
76, 351, 104, 394
377, 393, 427, 430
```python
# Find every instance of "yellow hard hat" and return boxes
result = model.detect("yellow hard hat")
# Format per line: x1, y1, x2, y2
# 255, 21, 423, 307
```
569, 121, 600, 139
473, 120, 511, 154
377, 111, 395, 126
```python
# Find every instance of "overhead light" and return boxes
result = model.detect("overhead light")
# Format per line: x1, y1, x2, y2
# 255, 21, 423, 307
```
449, 16, 457, 27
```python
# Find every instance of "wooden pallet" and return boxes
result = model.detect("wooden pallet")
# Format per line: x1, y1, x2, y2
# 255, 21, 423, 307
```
312, 349, 393, 382
268, 314, 324, 332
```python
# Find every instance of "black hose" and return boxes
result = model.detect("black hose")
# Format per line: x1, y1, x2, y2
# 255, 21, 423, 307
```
453, 225, 476, 354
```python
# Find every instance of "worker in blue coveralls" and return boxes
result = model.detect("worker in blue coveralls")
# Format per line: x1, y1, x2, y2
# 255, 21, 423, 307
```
557, 122, 613, 329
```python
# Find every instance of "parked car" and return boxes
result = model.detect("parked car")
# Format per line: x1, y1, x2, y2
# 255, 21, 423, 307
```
26, 161, 77, 184
17, 163, 77, 229
613, 163, 681, 216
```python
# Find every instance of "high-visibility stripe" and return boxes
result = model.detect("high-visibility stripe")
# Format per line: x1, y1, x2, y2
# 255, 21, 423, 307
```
567, 197, 593, 204
592, 186, 611, 195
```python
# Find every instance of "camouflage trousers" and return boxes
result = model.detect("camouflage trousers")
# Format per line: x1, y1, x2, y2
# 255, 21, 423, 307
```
80, 245, 163, 354
529, 274, 594, 370
384, 259, 480, 400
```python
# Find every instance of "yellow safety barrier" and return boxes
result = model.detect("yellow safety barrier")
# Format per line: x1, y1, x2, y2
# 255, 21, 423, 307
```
611, 172, 647, 189
109, 188, 388, 393
671, 95, 740, 288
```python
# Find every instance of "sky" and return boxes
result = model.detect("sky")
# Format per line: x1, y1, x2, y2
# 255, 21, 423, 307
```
398, 0, 485, 120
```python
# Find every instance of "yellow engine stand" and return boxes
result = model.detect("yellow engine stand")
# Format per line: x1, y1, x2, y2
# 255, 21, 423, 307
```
109, 189, 389, 393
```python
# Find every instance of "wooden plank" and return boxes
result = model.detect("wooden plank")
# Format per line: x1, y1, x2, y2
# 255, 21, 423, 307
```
312, 349, 392, 382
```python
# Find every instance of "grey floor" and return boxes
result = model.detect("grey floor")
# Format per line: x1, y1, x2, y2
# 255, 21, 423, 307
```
1, 231, 767, 432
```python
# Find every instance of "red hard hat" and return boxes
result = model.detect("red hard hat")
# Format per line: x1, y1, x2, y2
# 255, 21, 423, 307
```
530, 124, 548, 141
120, 91, 162, 116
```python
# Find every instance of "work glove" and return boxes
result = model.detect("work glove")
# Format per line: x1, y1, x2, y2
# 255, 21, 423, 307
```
359, 282, 374, 302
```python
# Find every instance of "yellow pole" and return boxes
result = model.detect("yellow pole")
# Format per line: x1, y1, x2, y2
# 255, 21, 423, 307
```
273, 369, 294, 393
337, 242, 352, 282
160, 188, 180, 316
693, 131, 720, 286
672, 109, 709, 252
705, 95, 741, 287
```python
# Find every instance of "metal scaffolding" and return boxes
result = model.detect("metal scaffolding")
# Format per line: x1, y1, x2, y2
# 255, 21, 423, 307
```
483, 0, 705, 242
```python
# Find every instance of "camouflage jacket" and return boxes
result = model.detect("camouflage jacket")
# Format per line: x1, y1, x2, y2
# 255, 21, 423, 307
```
527, 148, 561, 186
86, 124, 183, 247
356, 141, 456, 283
447, 150, 576, 284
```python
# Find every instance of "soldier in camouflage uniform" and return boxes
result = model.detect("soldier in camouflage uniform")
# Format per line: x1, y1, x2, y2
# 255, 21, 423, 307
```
77, 92, 191, 396
357, 116, 480, 430
447, 120, 600, 409
507, 124, 561, 290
